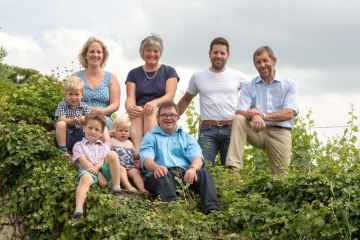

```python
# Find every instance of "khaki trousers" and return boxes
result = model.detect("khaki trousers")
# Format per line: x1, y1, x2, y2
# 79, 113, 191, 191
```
226, 115, 292, 176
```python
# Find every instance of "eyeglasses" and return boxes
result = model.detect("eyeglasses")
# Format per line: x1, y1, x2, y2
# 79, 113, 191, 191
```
159, 113, 178, 119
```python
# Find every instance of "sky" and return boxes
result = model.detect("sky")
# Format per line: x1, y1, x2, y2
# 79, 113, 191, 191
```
1, 0, 359, 141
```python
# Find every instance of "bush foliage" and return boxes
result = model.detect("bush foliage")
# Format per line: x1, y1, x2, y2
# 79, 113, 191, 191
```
0, 62, 360, 239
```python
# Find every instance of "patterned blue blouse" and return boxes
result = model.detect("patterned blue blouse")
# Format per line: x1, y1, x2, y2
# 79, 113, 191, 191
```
76, 70, 112, 110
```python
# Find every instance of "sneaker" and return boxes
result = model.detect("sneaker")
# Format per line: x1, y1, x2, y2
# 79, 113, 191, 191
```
112, 189, 124, 196
72, 212, 83, 220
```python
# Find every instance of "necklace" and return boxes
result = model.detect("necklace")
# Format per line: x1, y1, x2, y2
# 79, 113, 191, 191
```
143, 65, 159, 80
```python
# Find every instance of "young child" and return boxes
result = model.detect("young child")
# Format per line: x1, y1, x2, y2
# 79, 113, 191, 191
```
55, 76, 90, 158
72, 110, 123, 220
106, 116, 148, 193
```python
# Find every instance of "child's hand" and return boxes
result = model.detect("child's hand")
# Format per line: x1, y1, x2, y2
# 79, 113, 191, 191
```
134, 159, 141, 169
98, 172, 108, 187
87, 165, 99, 175
133, 149, 139, 159
72, 117, 81, 125
79, 116, 85, 124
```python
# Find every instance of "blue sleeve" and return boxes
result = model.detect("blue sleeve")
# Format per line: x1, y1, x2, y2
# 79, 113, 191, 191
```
165, 65, 180, 82
283, 80, 298, 116
139, 133, 156, 164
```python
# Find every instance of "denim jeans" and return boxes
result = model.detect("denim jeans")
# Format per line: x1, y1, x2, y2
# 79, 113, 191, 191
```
198, 125, 232, 166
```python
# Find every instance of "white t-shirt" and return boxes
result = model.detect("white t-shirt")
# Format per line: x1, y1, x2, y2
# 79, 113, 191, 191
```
186, 67, 249, 120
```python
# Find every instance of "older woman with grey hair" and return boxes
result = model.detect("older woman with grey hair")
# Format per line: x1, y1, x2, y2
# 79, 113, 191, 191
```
125, 34, 179, 149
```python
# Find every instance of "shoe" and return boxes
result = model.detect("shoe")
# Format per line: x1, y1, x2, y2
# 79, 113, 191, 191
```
72, 212, 83, 220
112, 189, 124, 196
205, 207, 220, 215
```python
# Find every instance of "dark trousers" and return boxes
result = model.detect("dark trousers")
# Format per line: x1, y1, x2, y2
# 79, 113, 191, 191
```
145, 168, 220, 214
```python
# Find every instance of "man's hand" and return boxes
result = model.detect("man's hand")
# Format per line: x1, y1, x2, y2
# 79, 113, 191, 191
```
247, 109, 263, 119
153, 165, 169, 179
184, 168, 197, 184
251, 114, 266, 132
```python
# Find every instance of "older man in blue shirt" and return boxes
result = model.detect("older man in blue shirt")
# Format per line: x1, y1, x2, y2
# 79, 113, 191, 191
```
226, 46, 298, 176
139, 101, 220, 214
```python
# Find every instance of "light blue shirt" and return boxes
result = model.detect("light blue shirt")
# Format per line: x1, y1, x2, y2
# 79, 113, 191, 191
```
237, 73, 298, 129
139, 125, 204, 177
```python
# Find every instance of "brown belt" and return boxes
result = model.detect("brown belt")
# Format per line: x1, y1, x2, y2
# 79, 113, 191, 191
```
201, 120, 233, 126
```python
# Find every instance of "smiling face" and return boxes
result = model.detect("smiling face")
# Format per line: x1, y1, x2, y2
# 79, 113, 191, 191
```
254, 51, 277, 83
83, 119, 103, 143
209, 44, 229, 72
143, 45, 161, 66
65, 90, 83, 108
86, 42, 104, 68
115, 122, 131, 142
157, 106, 179, 135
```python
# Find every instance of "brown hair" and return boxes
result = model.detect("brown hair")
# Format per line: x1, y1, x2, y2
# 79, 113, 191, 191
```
209, 37, 230, 53
158, 101, 179, 115
83, 110, 107, 131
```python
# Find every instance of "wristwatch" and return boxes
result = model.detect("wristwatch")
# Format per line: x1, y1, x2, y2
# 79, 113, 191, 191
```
262, 113, 267, 121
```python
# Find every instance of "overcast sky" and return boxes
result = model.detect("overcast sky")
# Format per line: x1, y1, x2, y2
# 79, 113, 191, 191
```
1, 0, 359, 141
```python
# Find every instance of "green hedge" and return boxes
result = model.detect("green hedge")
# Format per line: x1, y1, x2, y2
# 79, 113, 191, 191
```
0, 64, 359, 239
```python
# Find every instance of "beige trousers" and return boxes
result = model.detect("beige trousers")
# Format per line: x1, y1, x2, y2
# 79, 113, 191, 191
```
226, 115, 292, 176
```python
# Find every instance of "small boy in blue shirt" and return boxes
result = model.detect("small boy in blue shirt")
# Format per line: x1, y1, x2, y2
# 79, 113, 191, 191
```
55, 76, 90, 158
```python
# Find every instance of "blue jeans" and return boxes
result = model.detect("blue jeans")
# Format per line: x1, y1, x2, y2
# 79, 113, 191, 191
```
198, 125, 232, 166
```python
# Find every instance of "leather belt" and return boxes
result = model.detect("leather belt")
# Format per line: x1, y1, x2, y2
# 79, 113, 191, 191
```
267, 125, 291, 131
201, 120, 232, 126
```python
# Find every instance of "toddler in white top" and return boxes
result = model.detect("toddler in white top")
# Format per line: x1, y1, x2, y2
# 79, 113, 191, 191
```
106, 116, 148, 193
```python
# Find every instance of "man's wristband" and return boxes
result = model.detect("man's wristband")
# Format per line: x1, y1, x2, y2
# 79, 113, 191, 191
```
189, 165, 199, 170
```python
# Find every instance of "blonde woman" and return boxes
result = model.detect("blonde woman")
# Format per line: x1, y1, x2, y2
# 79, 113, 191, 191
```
73, 36, 120, 141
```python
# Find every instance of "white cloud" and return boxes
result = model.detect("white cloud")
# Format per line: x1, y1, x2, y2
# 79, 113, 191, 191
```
0, 32, 45, 69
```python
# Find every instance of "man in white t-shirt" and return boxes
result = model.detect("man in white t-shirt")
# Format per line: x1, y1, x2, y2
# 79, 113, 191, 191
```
177, 37, 249, 166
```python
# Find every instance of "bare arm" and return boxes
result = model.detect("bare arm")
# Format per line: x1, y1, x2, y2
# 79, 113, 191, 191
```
177, 92, 196, 116
102, 74, 120, 116
125, 82, 143, 118
264, 109, 295, 122
77, 156, 103, 175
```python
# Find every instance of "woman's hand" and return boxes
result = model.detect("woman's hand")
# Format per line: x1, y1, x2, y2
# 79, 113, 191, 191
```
143, 101, 157, 116
127, 105, 143, 118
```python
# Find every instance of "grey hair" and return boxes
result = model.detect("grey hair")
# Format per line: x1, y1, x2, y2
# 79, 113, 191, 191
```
139, 34, 163, 60
253, 46, 276, 62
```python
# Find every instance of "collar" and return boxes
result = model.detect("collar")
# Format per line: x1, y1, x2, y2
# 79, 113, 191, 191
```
81, 137, 104, 145
65, 100, 87, 109
255, 72, 282, 84
152, 125, 182, 136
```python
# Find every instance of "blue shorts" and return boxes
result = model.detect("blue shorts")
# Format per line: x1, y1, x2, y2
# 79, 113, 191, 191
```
77, 162, 112, 185
54, 127, 84, 152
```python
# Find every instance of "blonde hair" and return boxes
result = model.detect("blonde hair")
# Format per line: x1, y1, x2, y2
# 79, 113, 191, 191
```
78, 36, 109, 68
110, 115, 135, 138
64, 76, 84, 93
